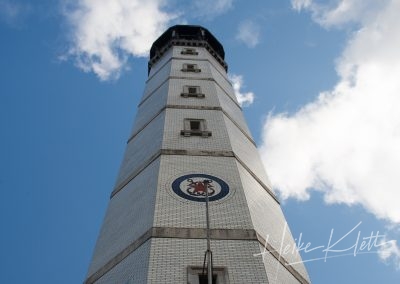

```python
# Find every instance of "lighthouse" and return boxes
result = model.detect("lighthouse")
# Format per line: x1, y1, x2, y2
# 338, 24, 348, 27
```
85, 25, 310, 284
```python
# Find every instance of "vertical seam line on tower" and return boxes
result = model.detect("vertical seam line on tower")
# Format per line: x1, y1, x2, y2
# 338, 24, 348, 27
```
127, 107, 166, 144
111, 151, 162, 198
234, 154, 279, 203
256, 233, 310, 284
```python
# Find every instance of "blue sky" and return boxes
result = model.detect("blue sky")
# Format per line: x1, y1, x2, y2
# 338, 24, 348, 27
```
1, 0, 399, 283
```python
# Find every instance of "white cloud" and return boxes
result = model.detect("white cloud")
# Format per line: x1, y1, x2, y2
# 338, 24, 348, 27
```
229, 74, 254, 107
291, 0, 312, 11
62, 0, 177, 81
260, 0, 400, 224
192, 0, 234, 19
0, 0, 31, 27
378, 239, 400, 270
291, 0, 388, 28
236, 20, 260, 48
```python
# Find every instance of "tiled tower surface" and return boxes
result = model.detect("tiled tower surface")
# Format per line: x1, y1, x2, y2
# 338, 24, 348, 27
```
85, 25, 311, 284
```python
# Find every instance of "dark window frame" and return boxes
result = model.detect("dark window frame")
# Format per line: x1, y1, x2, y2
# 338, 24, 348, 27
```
181, 85, 205, 98
182, 63, 201, 73
187, 266, 229, 284
181, 48, 199, 55
181, 119, 211, 137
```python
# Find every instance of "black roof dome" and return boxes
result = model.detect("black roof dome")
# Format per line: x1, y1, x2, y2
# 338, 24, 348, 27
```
148, 25, 227, 74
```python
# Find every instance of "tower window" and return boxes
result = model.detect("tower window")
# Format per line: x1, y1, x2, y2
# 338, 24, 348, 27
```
182, 63, 201, 73
198, 274, 217, 284
187, 267, 228, 284
189, 87, 197, 94
181, 119, 211, 137
181, 86, 204, 98
181, 48, 198, 55
190, 120, 201, 131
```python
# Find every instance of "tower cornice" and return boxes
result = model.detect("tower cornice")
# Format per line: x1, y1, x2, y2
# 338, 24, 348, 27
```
148, 25, 228, 74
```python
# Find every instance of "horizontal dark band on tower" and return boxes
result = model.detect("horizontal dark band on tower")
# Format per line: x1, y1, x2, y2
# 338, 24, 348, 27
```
127, 105, 223, 144
85, 228, 256, 284
84, 227, 309, 284
141, 73, 239, 110
127, 104, 256, 147
111, 149, 278, 204
147, 56, 229, 87
161, 149, 235, 157
111, 149, 234, 197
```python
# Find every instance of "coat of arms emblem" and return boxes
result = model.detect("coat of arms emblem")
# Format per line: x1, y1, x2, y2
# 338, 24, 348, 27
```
171, 174, 229, 202
186, 178, 215, 196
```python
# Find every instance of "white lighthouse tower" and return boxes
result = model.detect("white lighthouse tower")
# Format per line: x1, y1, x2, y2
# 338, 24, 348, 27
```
85, 25, 310, 284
